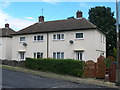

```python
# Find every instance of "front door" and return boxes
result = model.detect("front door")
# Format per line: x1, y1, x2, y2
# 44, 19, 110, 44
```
19, 52, 25, 61
76, 52, 83, 60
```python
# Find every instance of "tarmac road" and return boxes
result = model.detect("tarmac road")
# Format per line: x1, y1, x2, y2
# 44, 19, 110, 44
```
2, 69, 104, 88
2, 68, 119, 90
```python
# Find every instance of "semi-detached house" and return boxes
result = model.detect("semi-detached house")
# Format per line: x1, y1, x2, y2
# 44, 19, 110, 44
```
12, 11, 106, 62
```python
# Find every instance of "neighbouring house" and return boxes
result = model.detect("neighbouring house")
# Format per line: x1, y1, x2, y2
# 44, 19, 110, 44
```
11, 11, 106, 62
0, 24, 16, 60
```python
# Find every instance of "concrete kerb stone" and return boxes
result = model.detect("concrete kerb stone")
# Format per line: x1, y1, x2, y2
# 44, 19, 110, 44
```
2, 65, 118, 88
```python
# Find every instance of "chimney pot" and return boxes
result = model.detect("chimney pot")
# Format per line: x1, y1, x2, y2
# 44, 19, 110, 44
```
39, 16, 44, 22
5, 23, 9, 28
76, 10, 82, 18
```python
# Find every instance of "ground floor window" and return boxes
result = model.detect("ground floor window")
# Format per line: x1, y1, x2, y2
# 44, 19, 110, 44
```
34, 52, 43, 58
53, 52, 64, 59
76, 51, 83, 60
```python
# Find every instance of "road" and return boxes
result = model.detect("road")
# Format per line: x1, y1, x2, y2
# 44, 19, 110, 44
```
1, 69, 111, 88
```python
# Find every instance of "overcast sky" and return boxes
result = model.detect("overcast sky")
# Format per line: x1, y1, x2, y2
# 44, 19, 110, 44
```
0, 1, 119, 31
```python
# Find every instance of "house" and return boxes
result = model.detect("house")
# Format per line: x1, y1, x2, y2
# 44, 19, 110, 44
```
12, 11, 106, 62
0, 24, 16, 60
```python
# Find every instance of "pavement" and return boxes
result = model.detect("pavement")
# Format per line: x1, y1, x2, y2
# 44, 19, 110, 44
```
1, 65, 119, 89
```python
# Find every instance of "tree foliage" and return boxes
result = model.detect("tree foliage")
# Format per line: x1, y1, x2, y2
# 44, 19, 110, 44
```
88, 6, 116, 57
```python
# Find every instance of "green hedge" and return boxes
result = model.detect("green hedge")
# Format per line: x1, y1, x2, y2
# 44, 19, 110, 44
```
25, 58, 85, 77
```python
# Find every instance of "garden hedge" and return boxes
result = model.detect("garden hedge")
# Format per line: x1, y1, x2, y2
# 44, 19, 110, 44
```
25, 58, 85, 77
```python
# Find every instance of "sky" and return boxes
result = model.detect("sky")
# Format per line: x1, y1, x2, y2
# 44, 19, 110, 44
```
0, 0, 119, 31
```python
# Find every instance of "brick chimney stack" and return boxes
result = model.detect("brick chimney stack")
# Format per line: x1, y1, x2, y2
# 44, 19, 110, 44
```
5, 23, 9, 28
39, 16, 44, 22
76, 10, 82, 18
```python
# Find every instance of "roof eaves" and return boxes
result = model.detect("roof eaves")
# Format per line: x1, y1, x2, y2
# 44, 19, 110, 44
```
12, 27, 97, 36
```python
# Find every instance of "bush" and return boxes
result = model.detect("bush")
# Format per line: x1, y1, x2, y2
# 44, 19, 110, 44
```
25, 58, 85, 77
104, 58, 112, 69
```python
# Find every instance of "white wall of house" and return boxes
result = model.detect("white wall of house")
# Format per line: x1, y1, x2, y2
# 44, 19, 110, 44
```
48, 29, 105, 61
12, 34, 47, 61
0, 37, 12, 60
12, 29, 106, 62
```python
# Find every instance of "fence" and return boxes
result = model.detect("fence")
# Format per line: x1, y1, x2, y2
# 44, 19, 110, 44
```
84, 56, 116, 82
84, 56, 106, 79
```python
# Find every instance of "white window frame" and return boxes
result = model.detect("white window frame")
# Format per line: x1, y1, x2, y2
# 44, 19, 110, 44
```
53, 52, 64, 59
33, 35, 44, 42
20, 37, 26, 42
34, 52, 43, 58
53, 34, 64, 40
75, 32, 84, 39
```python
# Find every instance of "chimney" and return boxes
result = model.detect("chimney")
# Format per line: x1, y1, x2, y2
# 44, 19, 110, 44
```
76, 10, 82, 18
5, 23, 9, 28
39, 16, 44, 22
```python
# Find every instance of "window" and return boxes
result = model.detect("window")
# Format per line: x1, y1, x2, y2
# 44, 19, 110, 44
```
101, 35, 102, 42
34, 35, 44, 41
20, 37, 25, 42
34, 36, 37, 41
53, 34, 64, 40
53, 52, 64, 59
53, 35, 56, 40
75, 33, 83, 39
57, 52, 60, 59
53, 52, 56, 59
34, 52, 43, 58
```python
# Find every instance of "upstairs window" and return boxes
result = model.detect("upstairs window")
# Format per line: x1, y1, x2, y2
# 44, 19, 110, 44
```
53, 34, 64, 40
75, 33, 84, 39
34, 35, 44, 41
20, 37, 26, 42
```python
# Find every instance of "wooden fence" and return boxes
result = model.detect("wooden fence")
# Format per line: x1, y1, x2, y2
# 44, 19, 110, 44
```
84, 56, 116, 82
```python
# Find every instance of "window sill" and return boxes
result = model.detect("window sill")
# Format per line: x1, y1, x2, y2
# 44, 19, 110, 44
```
74, 38, 84, 40
33, 41, 44, 43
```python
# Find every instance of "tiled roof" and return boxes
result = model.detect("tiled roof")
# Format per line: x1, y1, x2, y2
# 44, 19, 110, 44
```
0, 28, 16, 37
14, 18, 97, 35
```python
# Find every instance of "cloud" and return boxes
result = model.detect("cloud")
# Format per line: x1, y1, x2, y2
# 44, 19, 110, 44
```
8, 17, 36, 31
0, 1, 10, 9
0, 9, 36, 31
79, 3, 88, 7
24, 17, 35, 20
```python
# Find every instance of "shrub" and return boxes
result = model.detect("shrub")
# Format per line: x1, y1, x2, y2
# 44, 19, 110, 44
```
104, 58, 113, 69
25, 58, 84, 77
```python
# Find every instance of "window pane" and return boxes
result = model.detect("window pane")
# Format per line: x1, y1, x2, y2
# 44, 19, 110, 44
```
61, 52, 64, 59
53, 52, 56, 59
41, 36, 43, 40
20, 37, 25, 41
34, 36, 36, 41
37, 52, 40, 58
57, 34, 60, 40
40, 53, 43, 58
57, 52, 60, 59
37, 36, 40, 41
53, 35, 56, 40
61, 34, 64, 39
34, 53, 36, 58
76, 33, 83, 38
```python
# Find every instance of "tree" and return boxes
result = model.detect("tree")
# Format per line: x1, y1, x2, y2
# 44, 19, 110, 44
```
88, 6, 116, 57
